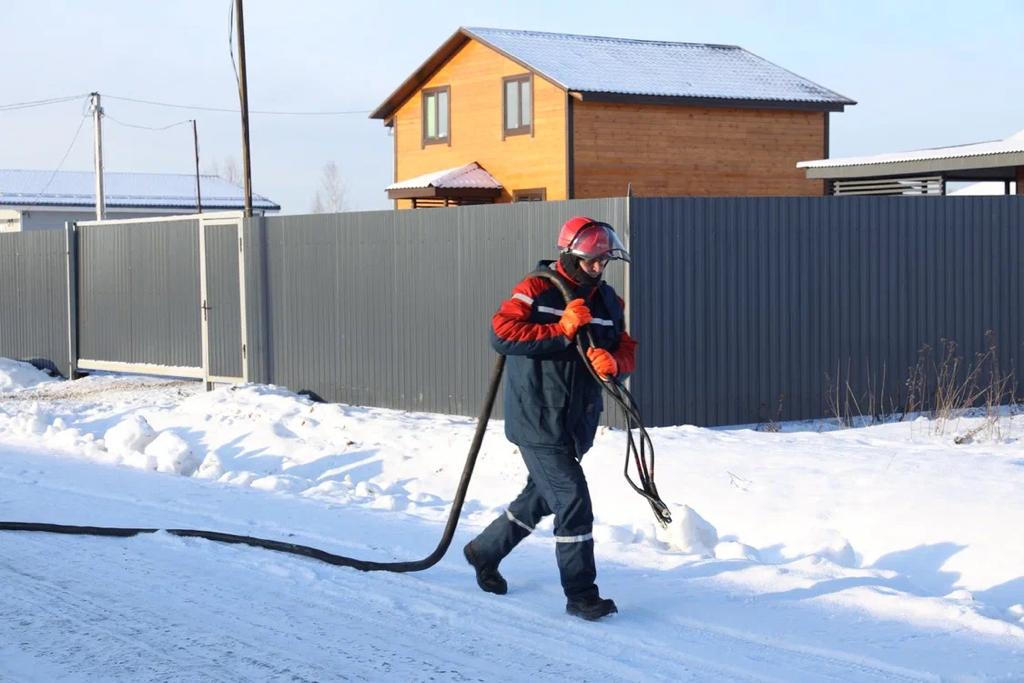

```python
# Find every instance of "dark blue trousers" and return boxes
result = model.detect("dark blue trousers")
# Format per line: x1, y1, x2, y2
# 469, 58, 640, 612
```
470, 443, 598, 600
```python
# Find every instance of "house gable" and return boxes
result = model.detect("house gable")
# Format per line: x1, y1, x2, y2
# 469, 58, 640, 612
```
390, 36, 568, 206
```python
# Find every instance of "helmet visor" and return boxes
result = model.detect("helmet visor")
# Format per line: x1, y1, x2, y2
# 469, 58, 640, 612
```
565, 222, 630, 263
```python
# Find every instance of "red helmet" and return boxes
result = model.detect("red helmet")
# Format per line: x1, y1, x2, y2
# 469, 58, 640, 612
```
557, 216, 630, 262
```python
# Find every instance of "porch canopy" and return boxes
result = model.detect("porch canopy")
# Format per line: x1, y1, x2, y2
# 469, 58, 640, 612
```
386, 162, 503, 207
798, 129, 1024, 195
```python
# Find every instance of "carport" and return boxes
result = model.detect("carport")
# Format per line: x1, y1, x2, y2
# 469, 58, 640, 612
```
797, 129, 1024, 195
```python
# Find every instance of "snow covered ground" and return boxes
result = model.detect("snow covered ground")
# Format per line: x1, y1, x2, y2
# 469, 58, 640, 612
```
1, 357, 1023, 682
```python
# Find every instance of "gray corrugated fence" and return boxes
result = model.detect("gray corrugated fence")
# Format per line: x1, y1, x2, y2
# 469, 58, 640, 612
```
1, 196, 1021, 428
243, 199, 625, 421
0, 229, 70, 377
629, 196, 1024, 426
77, 219, 201, 369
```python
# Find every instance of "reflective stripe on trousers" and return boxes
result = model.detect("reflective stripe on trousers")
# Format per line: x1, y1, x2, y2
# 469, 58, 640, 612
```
468, 443, 598, 600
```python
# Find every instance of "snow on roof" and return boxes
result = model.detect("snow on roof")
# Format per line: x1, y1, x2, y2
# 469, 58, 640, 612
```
385, 162, 502, 191
0, 169, 280, 211
464, 27, 855, 106
370, 27, 855, 120
798, 128, 1024, 169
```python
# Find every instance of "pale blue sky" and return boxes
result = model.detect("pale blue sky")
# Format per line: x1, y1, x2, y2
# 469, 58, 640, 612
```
2, 0, 1021, 212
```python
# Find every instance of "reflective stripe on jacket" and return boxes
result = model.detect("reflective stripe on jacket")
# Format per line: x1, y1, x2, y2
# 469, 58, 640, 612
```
490, 260, 637, 451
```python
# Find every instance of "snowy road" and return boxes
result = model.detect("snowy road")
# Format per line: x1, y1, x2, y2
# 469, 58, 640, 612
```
2, 366, 1023, 681
0, 528, 930, 681
2, 445, 1018, 683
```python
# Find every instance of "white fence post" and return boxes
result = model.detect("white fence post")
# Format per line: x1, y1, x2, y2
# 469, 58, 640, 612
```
64, 221, 79, 379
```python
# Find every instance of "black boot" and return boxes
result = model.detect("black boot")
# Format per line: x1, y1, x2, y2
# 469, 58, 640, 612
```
566, 595, 618, 621
463, 543, 508, 595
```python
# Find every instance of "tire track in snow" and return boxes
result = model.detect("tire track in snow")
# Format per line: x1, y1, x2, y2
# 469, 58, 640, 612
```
356, 564, 934, 683
2, 530, 938, 683
2, 533, 568, 681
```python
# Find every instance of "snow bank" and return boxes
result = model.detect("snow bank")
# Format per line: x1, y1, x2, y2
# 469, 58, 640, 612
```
0, 358, 56, 392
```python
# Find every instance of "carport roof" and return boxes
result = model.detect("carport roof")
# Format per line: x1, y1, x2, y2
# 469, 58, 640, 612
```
798, 129, 1024, 181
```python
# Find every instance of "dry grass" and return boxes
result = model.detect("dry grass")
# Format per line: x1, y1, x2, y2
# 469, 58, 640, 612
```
825, 331, 1019, 441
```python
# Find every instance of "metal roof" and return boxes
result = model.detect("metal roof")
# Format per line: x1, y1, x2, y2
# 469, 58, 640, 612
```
385, 162, 502, 191
370, 27, 855, 120
0, 169, 280, 211
798, 129, 1024, 180
799, 128, 1024, 169
466, 27, 854, 105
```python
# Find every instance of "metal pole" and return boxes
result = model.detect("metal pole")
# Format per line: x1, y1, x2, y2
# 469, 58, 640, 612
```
90, 93, 105, 221
192, 119, 202, 213
64, 222, 80, 380
234, 0, 253, 217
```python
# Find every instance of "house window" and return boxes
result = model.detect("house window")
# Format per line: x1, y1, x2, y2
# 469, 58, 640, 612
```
422, 86, 450, 145
503, 75, 532, 137
513, 188, 546, 202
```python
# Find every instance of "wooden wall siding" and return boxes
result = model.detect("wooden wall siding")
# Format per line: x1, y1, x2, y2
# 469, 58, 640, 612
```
392, 39, 567, 209
572, 101, 826, 198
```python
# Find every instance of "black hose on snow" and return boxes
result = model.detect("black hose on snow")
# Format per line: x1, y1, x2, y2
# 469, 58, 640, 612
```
0, 356, 506, 572
1, 265, 671, 569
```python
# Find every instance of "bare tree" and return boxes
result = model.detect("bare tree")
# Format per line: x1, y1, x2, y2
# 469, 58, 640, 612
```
203, 156, 240, 185
311, 161, 346, 213
223, 156, 240, 185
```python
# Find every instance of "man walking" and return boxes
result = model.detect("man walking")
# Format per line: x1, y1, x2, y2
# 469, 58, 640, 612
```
464, 216, 637, 621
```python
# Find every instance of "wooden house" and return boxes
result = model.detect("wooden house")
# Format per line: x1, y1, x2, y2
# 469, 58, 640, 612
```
370, 27, 855, 208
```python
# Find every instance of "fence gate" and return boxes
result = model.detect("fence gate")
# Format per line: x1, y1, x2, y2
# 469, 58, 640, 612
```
73, 211, 247, 389
199, 214, 248, 388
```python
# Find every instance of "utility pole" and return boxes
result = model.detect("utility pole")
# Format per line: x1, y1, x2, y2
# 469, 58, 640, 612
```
90, 92, 106, 221
191, 120, 202, 213
234, 0, 253, 217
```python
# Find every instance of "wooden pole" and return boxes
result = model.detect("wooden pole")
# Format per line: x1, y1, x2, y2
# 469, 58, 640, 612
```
234, 0, 253, 217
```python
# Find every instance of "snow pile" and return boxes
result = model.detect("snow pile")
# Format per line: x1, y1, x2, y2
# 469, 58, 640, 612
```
0, 358, 56, 392
104, 415, 159, 470
658, 504, 718, 555
104, 414, 158, 454
146, 431, 200, 476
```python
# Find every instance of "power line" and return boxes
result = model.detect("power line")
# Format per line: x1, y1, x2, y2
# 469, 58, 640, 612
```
0, 94, 89, 112
39, 114, 89, 194
105, 114, 192, 131
104, 93, 370, 116
228, 0, 241, 93
1, 91, 371, 116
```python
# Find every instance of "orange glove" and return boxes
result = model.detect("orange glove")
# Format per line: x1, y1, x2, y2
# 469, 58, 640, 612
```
586, 347, 618, 379
558, 298, 592, 339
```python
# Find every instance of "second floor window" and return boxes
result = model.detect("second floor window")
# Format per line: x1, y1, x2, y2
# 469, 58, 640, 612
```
503, 75, 532, 137
422, 86, 450, 145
